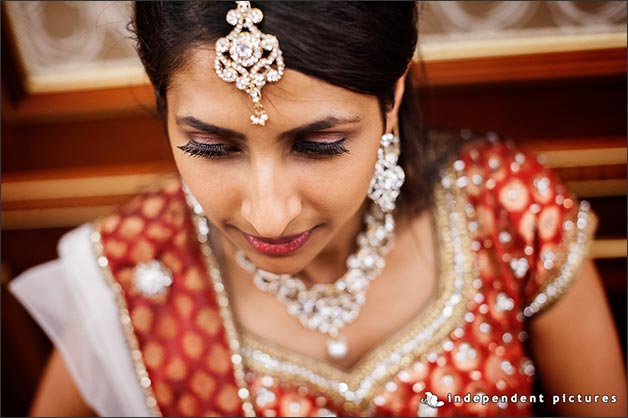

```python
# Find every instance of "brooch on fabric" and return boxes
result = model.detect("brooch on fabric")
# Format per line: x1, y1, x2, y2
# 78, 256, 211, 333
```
133, 260, 173, 297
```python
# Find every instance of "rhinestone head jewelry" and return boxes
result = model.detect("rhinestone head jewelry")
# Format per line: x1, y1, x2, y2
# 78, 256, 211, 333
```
214, 1, 285, 126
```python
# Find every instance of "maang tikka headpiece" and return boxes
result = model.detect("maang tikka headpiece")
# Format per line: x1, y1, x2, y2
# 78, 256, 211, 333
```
214, 1, 285, 126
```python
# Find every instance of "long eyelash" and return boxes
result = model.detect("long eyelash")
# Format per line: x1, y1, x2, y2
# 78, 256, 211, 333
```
293, 139, 349, 157
177, 142, 234, 159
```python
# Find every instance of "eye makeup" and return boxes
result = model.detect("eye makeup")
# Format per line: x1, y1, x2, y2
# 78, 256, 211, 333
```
292, 138, 349, 157
178, 137, 349, 159
174, 114, 360, 160
177, 141, 239, 159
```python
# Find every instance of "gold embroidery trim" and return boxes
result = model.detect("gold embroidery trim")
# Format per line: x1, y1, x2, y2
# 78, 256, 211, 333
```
186, 196, 257, 417
523, 201, 599, 317
240, 177, 477, 413
90, 221, 162, 417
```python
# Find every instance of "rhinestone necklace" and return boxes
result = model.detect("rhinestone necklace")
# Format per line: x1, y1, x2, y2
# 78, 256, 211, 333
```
234, 202, 395, 359
182, 182, 396, 359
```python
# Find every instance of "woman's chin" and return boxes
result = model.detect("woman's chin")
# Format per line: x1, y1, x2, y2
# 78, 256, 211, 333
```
242, 252, 312, 276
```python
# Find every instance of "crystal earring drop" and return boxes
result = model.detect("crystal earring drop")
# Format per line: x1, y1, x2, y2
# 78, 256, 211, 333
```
368, 130, 405, 213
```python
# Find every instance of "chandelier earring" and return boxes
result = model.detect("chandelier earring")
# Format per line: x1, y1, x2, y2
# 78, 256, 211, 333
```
368, 127, 406, 213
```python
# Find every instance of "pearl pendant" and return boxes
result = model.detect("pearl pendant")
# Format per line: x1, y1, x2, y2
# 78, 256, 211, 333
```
327, 337, 348, 359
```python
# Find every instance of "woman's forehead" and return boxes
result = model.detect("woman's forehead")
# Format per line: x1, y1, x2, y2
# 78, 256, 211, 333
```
167, 48, 377, 129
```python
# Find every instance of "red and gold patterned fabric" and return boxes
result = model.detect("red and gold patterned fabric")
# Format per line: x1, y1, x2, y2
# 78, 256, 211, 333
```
96, 179, 242, 416
94, 135, 596, 417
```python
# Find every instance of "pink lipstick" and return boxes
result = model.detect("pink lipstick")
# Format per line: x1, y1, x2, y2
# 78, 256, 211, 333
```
243, 229, 313, 256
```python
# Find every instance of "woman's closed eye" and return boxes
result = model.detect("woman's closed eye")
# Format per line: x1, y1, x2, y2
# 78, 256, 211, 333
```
178, 137, 349, 159
177, 141, 239, 159
292, 138, 349, 157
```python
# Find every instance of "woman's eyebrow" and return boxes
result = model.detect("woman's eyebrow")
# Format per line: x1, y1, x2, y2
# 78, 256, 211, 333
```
278, 116, 363, 141
175, 115, 246, 140
175, 114, 363, 141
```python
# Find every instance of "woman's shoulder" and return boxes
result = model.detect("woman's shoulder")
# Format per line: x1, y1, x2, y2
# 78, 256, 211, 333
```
443, 129, 583, 219
428, 128, 542, 171
9, 219, 151, 416
427, 128, 574, 206
432, 128, 597, 318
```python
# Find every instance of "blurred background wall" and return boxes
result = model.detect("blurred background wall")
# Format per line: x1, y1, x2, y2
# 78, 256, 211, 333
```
1, 1, 626, 415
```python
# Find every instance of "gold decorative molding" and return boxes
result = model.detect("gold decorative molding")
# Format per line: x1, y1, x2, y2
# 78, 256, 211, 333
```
568, 179, 627, 198
21, 32, 628, 93
1, 206, 117, 230
27, 65, 150, 95
24, 32, 628, 93
4, 0, 625, 94
539, 147, 627, 169
2, 171, 174, 202
1, 263, 13, 286
590, 239, 627, 259
418, 31, 627, 61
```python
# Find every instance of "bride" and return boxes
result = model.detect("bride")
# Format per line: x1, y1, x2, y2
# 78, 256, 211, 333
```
12, 2, 626, 416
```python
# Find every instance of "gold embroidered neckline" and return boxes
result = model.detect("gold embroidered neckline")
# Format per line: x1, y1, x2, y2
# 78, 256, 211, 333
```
237, 179, 477, 412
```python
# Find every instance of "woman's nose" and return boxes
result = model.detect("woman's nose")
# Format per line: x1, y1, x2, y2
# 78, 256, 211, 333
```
240, 162, 302, 238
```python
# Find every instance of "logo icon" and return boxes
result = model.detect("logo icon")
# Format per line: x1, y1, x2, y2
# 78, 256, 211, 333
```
422, 392, 445, 408
418, 392, 445, 416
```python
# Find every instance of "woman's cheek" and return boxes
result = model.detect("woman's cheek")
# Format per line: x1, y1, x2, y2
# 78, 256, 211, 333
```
177, 161, 242, 221
334, 150, 378, 201
299, 156, 375, 216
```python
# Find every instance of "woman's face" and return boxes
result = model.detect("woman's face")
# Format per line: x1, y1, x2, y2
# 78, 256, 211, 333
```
167, 48, 398, 275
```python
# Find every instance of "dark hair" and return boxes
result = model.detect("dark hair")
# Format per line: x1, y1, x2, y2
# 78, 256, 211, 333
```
132, 1, 436, 216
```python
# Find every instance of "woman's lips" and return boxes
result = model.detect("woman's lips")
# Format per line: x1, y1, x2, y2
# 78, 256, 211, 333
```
243, 229, 313, 256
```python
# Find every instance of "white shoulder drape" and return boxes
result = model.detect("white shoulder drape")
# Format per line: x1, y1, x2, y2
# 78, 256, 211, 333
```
9, 224, 149, 417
